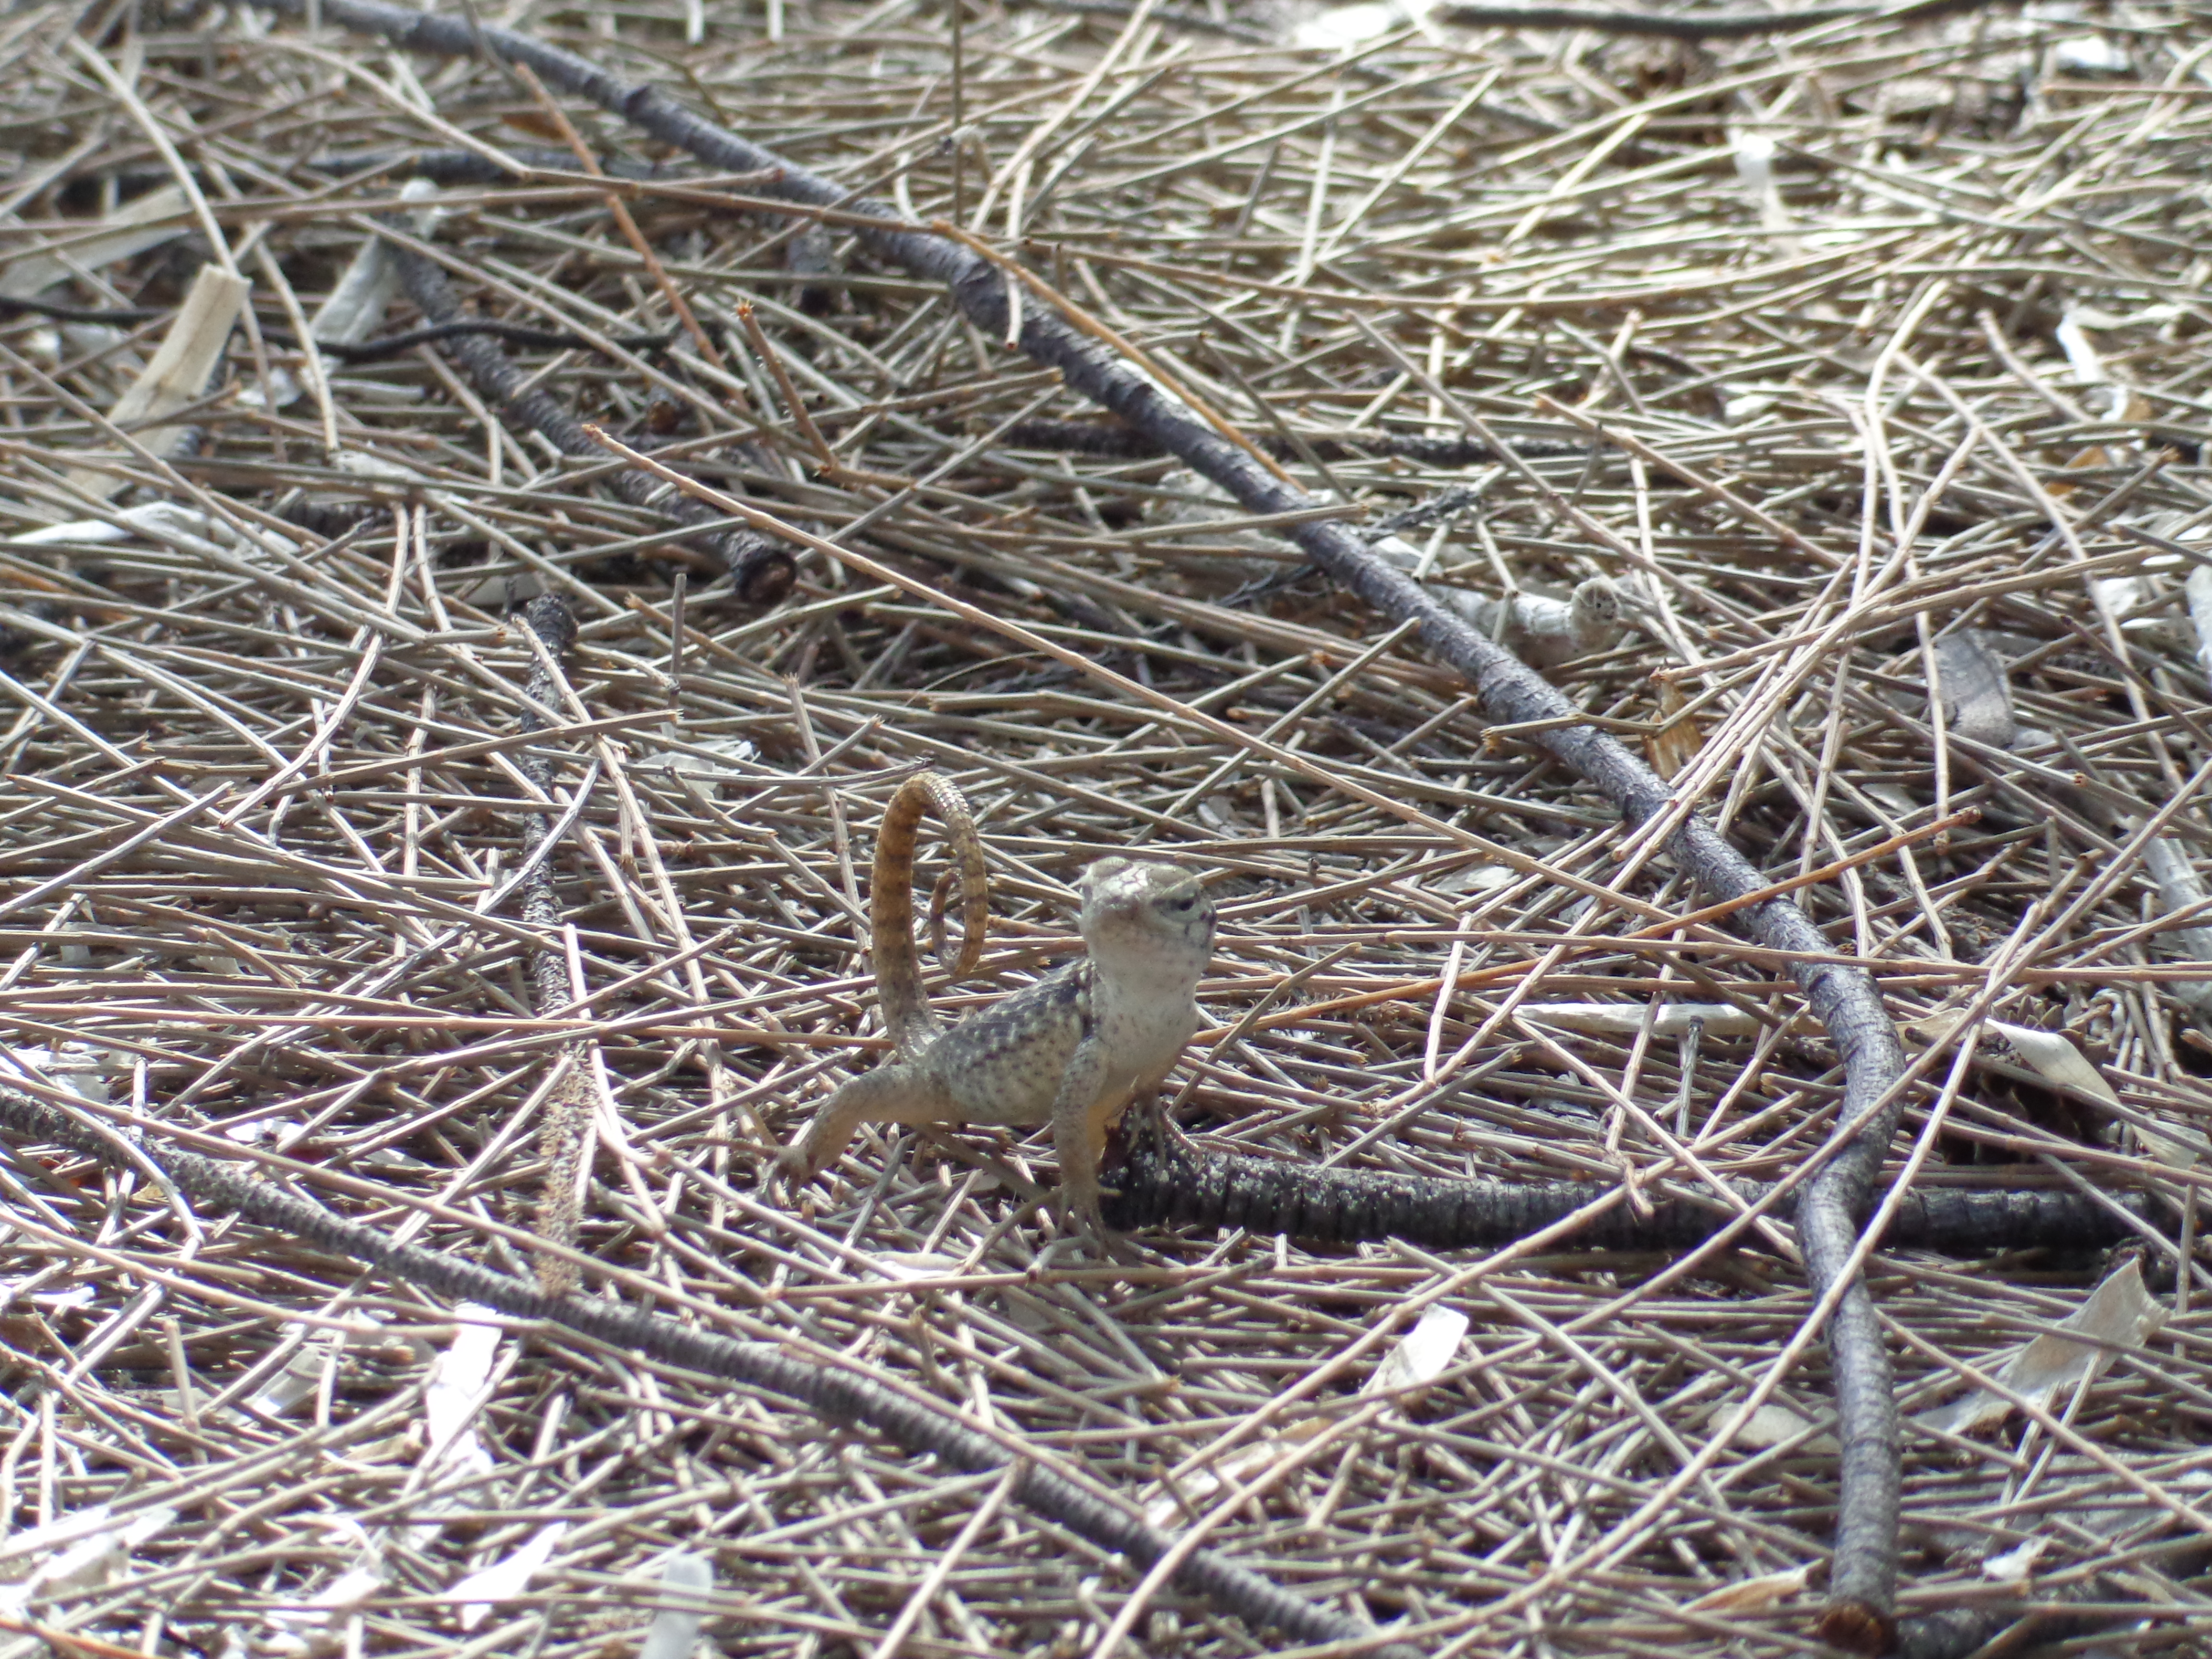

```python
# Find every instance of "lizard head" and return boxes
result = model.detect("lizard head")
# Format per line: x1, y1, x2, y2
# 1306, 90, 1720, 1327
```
1077, 856, 1216, 975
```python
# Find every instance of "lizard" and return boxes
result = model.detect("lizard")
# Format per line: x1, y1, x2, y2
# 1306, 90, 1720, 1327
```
777, 771, 1217, 1245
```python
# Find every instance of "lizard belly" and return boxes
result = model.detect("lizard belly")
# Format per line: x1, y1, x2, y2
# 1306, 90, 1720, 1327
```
1076, 993, 1197, 1137
1095, 989, 1198, 1093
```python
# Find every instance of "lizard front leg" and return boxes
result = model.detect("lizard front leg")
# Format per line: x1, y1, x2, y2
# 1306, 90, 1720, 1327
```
1046, 1036, 1119, 1248
778, 1063, 960, 1186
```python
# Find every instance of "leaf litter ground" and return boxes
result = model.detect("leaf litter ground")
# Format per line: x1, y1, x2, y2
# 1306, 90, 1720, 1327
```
3, 1, 2212, 1655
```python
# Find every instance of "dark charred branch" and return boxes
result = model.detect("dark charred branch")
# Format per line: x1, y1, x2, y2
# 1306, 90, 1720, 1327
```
0, 294, 168, 325
0, 1085, 1410, 1659
1102, 1130, 2150, 1256
291, 319, 679, 361
0, 294, 672, 361
1430, 0, 1992, 38
1025, 0, 1277, 43
1022, 0, 1995, 43
511, 596, 591, 1294
512, 595, 575, 888
308, 145, 674, 183
276, 498, 381, 540
393, 248, 793, 605
240, 0, 1915, 1641
999, 416, 1585, 468
1894, 1607, 2015, 1659
8, 148, 676, 207
1890, 1540, 2212, 1659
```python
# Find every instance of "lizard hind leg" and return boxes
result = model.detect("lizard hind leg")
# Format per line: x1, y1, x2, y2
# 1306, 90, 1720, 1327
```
776, 1064, 962, 1189
870, 771, 990, 1059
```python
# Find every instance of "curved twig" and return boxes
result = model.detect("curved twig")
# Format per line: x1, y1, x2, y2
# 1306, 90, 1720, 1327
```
0, 1084, 1413, 1658
238, 0, 1914, 1643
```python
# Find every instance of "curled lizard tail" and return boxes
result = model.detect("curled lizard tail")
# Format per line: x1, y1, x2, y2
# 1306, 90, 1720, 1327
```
872, 771, 988, 1058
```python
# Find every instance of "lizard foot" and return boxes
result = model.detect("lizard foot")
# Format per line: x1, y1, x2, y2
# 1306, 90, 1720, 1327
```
772, 1144, 827, 1202
1097, 1229, 1154, 1267
1035, 1227, 1149, 1270
1058, 1192, 1152, 1267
